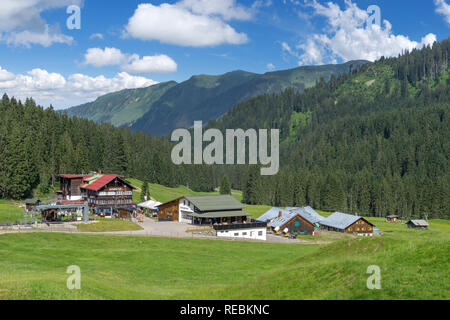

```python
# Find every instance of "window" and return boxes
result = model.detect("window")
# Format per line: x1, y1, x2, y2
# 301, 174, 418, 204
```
234, 233, 239, 236
258, 231, 263, 236
243, 232, 247, 236
294, 221, 300, 226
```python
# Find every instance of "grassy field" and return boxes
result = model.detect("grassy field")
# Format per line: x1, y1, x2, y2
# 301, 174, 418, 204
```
0, 217, 448, 300
0, 200, 24, 224
77, 220, 143, 232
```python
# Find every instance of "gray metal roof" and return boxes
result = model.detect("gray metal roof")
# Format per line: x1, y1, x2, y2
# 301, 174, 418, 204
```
268, 211, 298, 228
291, 206, 324, 224
184, 195, 245, 211
191, 210, 250, 218
256, 207, 288, 222
319, 212, 366, 230
408, 219, 429, 226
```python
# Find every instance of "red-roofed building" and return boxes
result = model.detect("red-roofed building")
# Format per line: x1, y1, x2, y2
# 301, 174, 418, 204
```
57, 172, 135, 217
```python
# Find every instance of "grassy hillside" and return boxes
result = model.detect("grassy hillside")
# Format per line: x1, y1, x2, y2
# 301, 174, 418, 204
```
0, 200, 24, 224
0, 218, 448, 300
63, 61, 366, 136
62, 81, 177, 127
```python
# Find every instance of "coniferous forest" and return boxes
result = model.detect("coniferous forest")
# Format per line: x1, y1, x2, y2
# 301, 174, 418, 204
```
0, 38, 449, 220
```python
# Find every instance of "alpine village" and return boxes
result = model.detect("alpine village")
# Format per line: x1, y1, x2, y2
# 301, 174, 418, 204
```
0, 37, 448, 300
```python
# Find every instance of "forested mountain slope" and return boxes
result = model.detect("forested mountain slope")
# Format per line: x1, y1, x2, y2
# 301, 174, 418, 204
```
206, 38, 450, 219
1, 39, 448, 220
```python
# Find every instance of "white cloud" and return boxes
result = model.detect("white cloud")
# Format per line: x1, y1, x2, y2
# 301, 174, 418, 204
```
0, 0, 82, 47
178, 0, 253, 20
123, 54, 178, 74
285, 0, 437, 65
83, 47, 127, 67
124, 2, 249, 47
83, 47, 178, 74
90, 33, 104, 40
266, 62, 275, 70
0, 65, 157, 108
435, 0, 450, 25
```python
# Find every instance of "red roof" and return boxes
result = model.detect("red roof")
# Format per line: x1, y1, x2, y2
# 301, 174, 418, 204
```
80, 174, 127, 191
58, 174, 93, 179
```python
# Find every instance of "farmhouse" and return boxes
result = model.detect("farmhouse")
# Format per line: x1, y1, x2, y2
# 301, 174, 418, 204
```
406, 219, 429, 229
319, 212, 374, 236
267, 207, 324, 236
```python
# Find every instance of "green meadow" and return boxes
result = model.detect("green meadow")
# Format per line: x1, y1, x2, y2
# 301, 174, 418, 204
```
0, 217, 448, 300
0, 183, 448, 300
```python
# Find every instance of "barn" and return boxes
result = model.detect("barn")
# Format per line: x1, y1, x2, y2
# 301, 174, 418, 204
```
406, 220, 429, 229
319, 212, 375, 236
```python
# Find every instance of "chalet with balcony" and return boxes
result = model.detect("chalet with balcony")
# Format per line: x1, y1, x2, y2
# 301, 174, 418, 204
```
57, 173, 135, 217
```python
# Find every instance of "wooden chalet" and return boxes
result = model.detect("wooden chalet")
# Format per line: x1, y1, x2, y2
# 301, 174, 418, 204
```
57, 174, 93, 201
406, 219, 429, 229
266, 207, 324, 236
157, 195, 250, 225
80, 174, 135, 216
57, 172, 135, 217
319, 212, 375, 236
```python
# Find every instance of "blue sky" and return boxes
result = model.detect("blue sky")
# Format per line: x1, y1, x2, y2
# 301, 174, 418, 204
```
0, 0, 448, 109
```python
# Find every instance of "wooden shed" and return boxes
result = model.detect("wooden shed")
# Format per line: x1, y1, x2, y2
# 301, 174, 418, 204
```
386, 215, 399, 223
406, 220, 429, 229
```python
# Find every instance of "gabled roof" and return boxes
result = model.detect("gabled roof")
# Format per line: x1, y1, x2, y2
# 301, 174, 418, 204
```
80, 174, 134, 192
256, 207, 288, 222
320, 212, 373, 230
184, 195, 245, 211
407, 219, 429, 226
268, 211, 298, 228
291, 206, 324, 224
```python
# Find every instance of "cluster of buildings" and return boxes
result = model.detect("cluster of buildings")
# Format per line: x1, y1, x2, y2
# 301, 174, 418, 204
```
256, 207, 376, 237
25, 172, 430, 238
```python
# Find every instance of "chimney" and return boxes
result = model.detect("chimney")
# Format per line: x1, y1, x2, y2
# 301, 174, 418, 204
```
98, 169, 102, 174
278, 211, 282, 218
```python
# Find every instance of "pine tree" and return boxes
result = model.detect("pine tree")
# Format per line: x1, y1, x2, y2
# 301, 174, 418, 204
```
219, 176, 231, 195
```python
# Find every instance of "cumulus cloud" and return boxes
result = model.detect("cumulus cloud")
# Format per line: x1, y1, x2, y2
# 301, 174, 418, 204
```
124, 1, 249, 47
0, 65, 157, 108
83, 47, 127, 67
0, 0, 82, 47
284, 0, 437, 65
83, 47, 178, 74
435, 0, 450, 25
123, 54, 178, 74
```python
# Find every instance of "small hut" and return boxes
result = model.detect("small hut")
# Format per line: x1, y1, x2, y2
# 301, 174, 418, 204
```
386, 215, 399, 223
406, 220, 429, 229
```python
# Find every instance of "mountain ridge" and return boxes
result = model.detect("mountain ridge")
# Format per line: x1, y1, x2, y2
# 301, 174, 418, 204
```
62, 60, 369, 135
